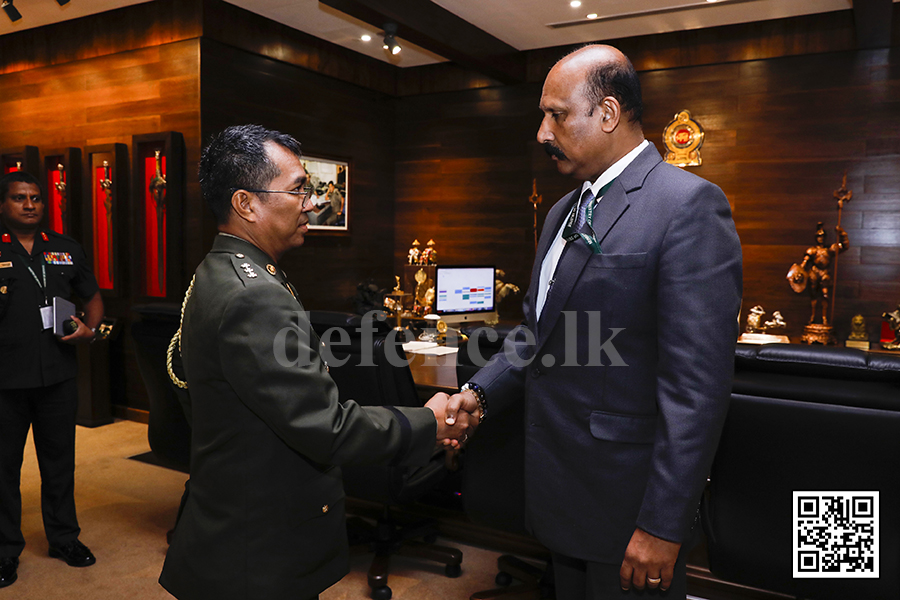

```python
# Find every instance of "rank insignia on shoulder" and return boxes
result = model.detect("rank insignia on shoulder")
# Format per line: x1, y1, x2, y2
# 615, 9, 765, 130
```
239, 262, 258, 278
40, 232, 49, 242
1, 234, 10, 244
44, 252, 74, 265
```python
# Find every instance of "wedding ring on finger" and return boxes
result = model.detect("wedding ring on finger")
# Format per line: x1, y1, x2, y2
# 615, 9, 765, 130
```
647, 577, 661, 585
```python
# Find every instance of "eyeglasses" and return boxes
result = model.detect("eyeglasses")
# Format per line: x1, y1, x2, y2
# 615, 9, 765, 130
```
232, 184, 314, 201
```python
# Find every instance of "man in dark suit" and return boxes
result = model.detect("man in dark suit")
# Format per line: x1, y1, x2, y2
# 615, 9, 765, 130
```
448, 45, 742, 598
158, 125, 476, 600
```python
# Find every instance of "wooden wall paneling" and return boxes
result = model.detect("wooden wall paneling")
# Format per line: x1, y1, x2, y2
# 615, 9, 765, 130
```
0, 145, 40, 176
131, 131, 186, 303
41, 147, 82, 239
199, 39, 397, 311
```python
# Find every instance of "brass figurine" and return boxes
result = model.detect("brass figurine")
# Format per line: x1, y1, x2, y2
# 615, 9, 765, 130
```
882, 306, 900, 351
848, 314, 868, 341
100, 161, 114, 283
407, 239, 420, 265
764, 311, 786, 331
745, 305, 766, 333
149, 150, 167, 291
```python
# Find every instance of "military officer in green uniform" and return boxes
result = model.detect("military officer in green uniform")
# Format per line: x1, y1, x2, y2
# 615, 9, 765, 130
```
0, 171, 104, 589
159, 125, 480, 600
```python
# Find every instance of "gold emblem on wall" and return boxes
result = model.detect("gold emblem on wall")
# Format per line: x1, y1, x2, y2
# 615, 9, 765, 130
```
663, 110, 704, 167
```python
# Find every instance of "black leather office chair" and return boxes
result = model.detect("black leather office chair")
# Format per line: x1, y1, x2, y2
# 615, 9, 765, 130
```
457, 325, 554, 600
131, 304, 191, 471
702, 343, 900, 600
309, 310, 462, 600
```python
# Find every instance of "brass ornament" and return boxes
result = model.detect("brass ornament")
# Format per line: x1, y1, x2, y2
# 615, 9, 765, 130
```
663, 110, 704, 167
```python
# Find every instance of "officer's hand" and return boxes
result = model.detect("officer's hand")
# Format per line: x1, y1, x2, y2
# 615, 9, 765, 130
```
61, 315, 95, 344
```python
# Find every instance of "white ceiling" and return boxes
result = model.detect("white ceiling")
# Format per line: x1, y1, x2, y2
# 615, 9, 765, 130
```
0, 0, 877, 68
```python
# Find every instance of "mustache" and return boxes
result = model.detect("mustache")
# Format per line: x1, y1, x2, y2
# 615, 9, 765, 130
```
543, 142, 567, 161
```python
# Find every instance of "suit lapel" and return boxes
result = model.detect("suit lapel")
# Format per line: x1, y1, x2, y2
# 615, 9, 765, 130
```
530, 144, 663, 348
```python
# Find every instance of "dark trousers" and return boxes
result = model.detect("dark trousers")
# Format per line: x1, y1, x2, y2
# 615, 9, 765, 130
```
0, 379, 80, 557
551, 551, 687, 600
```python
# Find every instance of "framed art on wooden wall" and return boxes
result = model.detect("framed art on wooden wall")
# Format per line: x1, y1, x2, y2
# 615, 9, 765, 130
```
42, 148, 82, 238
132, 132, 184, 301
1, 145, 40, 177
303, 155, 349, 232
83, 143, 129, 296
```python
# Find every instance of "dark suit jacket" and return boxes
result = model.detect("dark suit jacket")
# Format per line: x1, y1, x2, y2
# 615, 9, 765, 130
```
159, 235, 436, 600
471, 144, 742, 563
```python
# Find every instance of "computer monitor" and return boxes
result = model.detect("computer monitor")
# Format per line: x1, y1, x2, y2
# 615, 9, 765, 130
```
434, 265, 497, 326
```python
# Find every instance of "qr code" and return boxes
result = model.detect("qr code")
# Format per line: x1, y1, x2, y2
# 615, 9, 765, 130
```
793, 491, 878, 578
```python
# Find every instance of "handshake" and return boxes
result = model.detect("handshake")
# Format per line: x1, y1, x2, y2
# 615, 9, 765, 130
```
425, 389, 482, 449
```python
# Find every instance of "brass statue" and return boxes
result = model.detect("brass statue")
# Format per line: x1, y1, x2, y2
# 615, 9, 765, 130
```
149, 150, 168, 291
54, 163, 67, 233
764, 311, 786, 331
100, 161, 114, 282
787, 221, 849, 327
882, 306, 900, 351
485, 269, 520, 326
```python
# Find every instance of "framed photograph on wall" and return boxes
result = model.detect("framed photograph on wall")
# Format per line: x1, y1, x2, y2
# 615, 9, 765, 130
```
302, 155, 348, 231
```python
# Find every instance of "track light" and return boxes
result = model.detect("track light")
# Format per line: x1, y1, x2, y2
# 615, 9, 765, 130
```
382, 23, 401, 55
2, 0, 22, 22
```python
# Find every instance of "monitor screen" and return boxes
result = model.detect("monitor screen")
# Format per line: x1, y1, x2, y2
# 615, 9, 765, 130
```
435, 266, 495, 317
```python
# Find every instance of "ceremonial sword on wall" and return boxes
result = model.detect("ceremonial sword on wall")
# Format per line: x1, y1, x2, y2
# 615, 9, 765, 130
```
100, 161, 114, 283
149, 150, 167, 292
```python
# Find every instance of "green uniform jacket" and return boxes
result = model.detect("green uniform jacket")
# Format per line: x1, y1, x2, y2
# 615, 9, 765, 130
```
159, 234, 436, 600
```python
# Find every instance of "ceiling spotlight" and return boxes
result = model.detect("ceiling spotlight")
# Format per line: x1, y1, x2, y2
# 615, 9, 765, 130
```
586, 13, 598, 19
361, 34, 371, 42
570, 1, 582, 7
55, 0, 71, 5
383, 23, 401, 55
2, 0, 22, 22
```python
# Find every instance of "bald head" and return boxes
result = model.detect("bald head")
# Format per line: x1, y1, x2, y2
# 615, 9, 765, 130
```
554, 44, 643, 126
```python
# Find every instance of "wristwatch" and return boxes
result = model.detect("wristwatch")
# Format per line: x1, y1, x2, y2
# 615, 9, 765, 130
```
460, 382, 487, 423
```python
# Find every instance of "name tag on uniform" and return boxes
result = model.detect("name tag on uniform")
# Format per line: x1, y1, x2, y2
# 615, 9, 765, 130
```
44, 252, 73, 265
0, 261, 12, 269
40, 306, 53, 330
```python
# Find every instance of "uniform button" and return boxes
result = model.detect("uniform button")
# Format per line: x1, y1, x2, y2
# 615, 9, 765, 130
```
324, 362, 330, 373
322, 505, 329, 514
532, 367, 542, 377
235, 253, 245, 258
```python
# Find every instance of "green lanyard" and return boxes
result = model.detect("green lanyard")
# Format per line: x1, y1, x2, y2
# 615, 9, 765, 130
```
561, 178, 616, 255
17, 255, 48, 305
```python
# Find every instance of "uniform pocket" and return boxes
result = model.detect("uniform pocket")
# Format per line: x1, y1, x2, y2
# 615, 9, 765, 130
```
589, 410, 656, 444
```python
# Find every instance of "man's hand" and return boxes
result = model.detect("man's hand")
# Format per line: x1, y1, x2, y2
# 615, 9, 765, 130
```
60, 315, 95, 344
425, 393, 475, 449
619, 528, 681, 592
444, 389, 482, 427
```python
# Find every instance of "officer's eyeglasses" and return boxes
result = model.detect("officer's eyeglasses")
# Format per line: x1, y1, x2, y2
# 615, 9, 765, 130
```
232, 184, 314, 201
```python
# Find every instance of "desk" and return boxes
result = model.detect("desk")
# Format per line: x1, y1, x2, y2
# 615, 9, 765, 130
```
407, 352, 458, 397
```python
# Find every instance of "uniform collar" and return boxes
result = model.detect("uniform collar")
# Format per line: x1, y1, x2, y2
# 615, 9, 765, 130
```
0, 222, 47, 257
211, 233, 288, 283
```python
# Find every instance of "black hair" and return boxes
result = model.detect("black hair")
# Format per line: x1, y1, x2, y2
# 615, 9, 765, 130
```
0, 171, 43, 203
198, 124, 303, 224
568, 47, 643, 125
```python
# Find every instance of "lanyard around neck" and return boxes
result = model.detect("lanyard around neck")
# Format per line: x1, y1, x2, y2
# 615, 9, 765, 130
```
561, 178, 616, 255
17, 255, 48, 305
